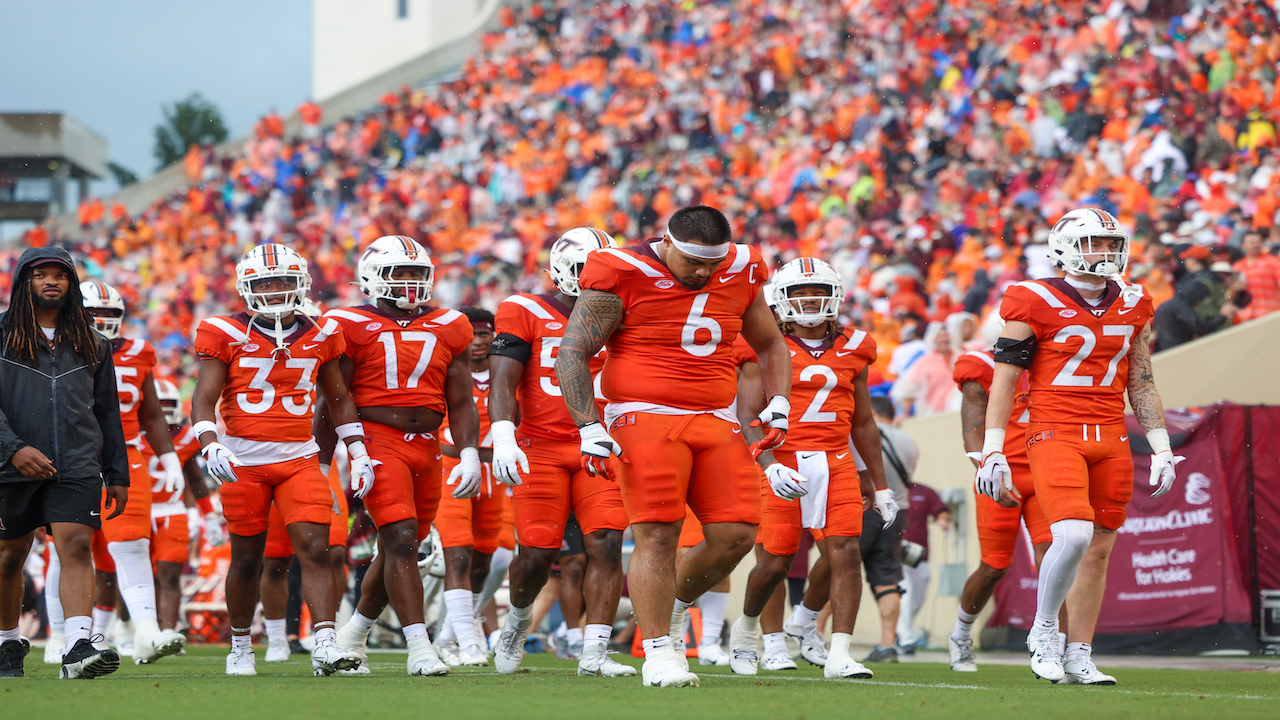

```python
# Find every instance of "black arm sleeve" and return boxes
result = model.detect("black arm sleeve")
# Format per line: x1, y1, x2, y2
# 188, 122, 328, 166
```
94, 343, 130, 487
488, 333, 532, 364
993, 336, 1036, 369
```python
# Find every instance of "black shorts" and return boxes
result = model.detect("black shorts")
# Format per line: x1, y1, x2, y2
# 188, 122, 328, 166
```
859, 508, 906, 588
558, 514, 585, 558
0, 477, 103, 539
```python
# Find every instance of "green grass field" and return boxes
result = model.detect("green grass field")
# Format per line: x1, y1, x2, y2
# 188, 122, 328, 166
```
6, 647, 1278, 720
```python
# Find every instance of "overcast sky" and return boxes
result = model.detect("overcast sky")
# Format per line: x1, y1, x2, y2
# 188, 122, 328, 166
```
0, 0, 311, 194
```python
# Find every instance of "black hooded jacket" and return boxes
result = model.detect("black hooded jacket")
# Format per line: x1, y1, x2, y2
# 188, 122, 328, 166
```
0, 247, 129, 486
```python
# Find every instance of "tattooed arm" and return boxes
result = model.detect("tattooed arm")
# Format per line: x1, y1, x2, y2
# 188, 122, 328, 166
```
555, 289, 623, 428
960, 381, 988, 468
1126, 323, 1167, 433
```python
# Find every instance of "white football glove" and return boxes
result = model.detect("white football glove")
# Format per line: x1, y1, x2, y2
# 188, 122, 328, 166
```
764, 463, 807, 500
447, 447, 484, 499
490, 420, 528, 487
749, 395, 791, 458
579, 422, 624, 480
873, 487, 899, 529
347, 441, 375, 499
202, 512, 227, 546
200, 442, 242, 485
974, 429, 1013, 501
158, 451, 185, 494
1146, 429, 1184, 498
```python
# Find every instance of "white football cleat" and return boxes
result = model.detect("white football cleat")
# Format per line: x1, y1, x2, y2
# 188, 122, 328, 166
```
784, 622, 828, 667
406, 635, 449, 676
311, 639, 362, 676
824, 655, 874, 679
436, 637, 463, 667
493, 614, 530, 674
761, 648, 797, 671
670, 636, 689, 672
340, 659, 371, 675
727, 617, 760, 676
1062, 657, 1116, 685
577, 645, 637, 677
641, 646, 699, 688
335, 622, 369, 663
43, 631, 64, 664
696, 643, 730, 666
265, 644, 291, 663
134, 629, 185, 665
457, 643, 489, 667
947, 635, 977, 672
1028, 627, 1064, 683
225, 646, 257, 676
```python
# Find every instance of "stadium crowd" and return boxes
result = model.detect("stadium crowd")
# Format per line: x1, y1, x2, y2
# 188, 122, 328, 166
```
13, 0, 1280, 406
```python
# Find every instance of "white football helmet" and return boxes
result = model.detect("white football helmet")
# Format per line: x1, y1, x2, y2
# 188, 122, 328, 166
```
357, 235, 434, 310
234, 243, 311, 318
773, 257, 844, 328
762, 277, 781, 309
548, 227, 618, 296
1047, 208, 1130, 278
154, 377, 183, 426
80, 281, 125, 339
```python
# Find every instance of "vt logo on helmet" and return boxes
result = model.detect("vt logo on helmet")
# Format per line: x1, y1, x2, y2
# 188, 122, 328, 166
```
358, 235, 435, 310
235, 243, 312, 318
80, 280, 126, 339
548, 227, 618, 296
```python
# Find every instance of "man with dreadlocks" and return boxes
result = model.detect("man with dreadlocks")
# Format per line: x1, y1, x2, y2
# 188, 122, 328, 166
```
728, 256, 896, 681
0, 247, 129, 679
190, 243, 368, 677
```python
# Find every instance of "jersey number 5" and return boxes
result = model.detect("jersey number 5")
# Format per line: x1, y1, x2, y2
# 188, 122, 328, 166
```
1051, 325, 1135, 387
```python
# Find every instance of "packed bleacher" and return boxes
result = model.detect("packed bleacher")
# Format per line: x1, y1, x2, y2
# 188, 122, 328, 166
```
16, 0, 1280, 404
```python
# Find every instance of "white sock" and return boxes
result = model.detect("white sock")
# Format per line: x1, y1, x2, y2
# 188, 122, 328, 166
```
583, 623, 611, 654
46, 543, 64, 634
698, 591, 729, 647
829, 632, 852, 659
444, 589, 480, 649
231, 633, 252, 652
566, 626, 583, 647
738, 614, 760, 632
953, 609, 978, 641
0, 627, 18, 643
507, 603, 532, 627
65, 616, 90, 656
264, 618, 287, 647
348, 610, 376, 637
1033, 520, 1092, 633
91, 606, 114, 638
402, 622, 427, 641
313, 626, 336, 645
437, 612, 456, 643
476, 547, 512, 610
108, 539, 158, 624
763, 631, 787, 655
1065, 642, 1091, 662
788, 602, 821, 629
642, 635, 672, 654
670, 597, 694, 638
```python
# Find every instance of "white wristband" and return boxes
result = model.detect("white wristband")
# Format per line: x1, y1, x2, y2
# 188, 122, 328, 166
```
193, 421, 219, 438
346, 440, 368, 459
982, 428, 1007, 456
336, 422, 365, 441
492, 420, 517, 445
1146, 428, 1171, 454
460, 447, 480, 464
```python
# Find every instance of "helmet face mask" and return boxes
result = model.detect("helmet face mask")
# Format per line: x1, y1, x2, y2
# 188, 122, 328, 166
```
358, 236, 434, 310
154, 378, 183, 425
80, 281, 126, 339
1048, 209, 1130, 279
235, 244, 311, 318
773, 258, 844, 329
548, 227, 618, 296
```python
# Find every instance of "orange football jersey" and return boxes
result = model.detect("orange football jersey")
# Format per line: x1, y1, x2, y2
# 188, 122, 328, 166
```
323, 305, 473, 413
999, 279, 1154, 425
953, 350, 1031, 465
147, 423, 202, 505
780, 328, 877, 451
732, 334, 758, 368
578, 241, 767, 410
193, 314, 346, 442
440, 371, 494, 447
495, 293, 606, 442
112, 338, 157, 445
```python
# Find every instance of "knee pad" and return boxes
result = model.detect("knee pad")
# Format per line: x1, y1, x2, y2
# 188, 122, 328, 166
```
1050, 519, 1093, 560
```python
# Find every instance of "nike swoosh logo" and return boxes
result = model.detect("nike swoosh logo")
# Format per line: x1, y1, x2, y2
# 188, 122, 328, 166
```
90, 511, 100, 517
731, 427, 741, 434
130, 464, 143, 470
836, 452, 849, 459
1119, 436, 1128, 442
302, 343, 320, 350
1118, 309, 1135, 315
836, 350, 853, 357
718, 276, 734, 283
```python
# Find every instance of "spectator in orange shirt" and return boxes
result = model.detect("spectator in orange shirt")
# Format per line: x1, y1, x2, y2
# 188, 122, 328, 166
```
1233, 231, 1280, 321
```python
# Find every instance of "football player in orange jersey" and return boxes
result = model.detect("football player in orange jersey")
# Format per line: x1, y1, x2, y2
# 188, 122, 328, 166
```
555, 207, 796, 687
487, 227, 633, 678
947, 348, 1054, 673
433, 307, 505, 665
321, 235, 480, 677
79, 281, 188, 664
729, 258, 895, 680
148, 378, 221, 633
191, 243, 369, 677
982, 209, 1180, 685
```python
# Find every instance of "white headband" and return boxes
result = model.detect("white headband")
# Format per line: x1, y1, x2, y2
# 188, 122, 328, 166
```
664, 229, 730, 260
